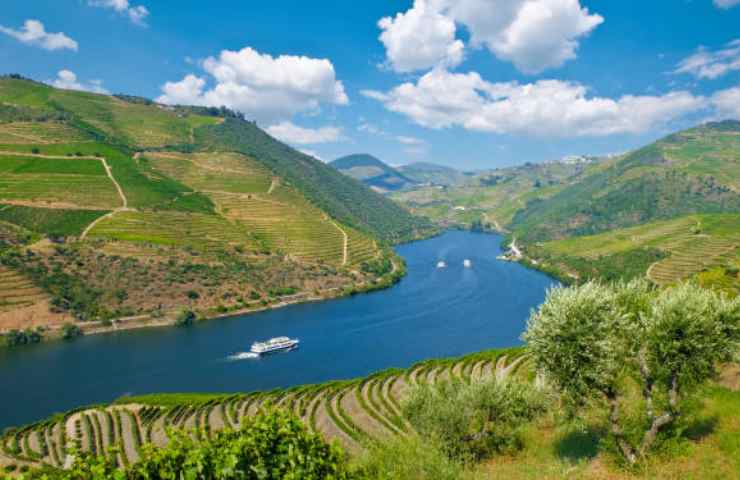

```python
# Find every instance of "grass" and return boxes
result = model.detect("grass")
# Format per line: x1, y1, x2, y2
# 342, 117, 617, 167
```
0, 204, 109, 236
0, 142, 214, 213
0, 152, 120, 209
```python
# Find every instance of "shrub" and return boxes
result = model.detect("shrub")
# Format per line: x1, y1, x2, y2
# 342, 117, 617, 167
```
175, 309, 196, 327
61, 323, 83, 340
51, 410, 351, 479
403, 378, 546, 461
524, 280, 740, 465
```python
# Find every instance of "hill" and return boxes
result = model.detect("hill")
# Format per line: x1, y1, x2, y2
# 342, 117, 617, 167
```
509, 121, 740, 243
397, 161, 468, 186
330, 154, 417, 193
3, 345, 737, 479
0, 75, 430, 336
392, 121, 740, 291
392, 158, 600, 229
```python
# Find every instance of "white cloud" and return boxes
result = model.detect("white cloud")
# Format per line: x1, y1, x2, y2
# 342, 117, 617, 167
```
88, 0, 150, 26
674, 40, 740, 80
358, 122, 389, 136
266, 122, 343, 145
363, 68, 707, 137
0, 20, 78, 51
157, 47, 348, 125
378, 0, 603, 75
48, 70, 109, 94
396, 135, 425, 145
711, 86, 740, 119
378, 0, 464, 72
714, 0, 740, 9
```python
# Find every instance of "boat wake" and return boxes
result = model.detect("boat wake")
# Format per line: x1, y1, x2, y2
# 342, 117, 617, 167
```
227, 352, 260, 361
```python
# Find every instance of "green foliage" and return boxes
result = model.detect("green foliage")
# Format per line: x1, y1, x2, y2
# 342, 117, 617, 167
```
524, 280, 740, 464
360, 257, 392, 276
196, 118, 433, 243
510, 122, 740, 243
0, 204, 108, 237
175, 309, 196, 327
356, 436, 466, 480
3, 328, 43, 347
43, 410, 351, 479
403, 378, 546, 461
61, 323, 83, 340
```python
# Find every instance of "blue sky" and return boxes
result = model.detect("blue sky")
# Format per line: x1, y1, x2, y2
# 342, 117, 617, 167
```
2, 1, 739, 169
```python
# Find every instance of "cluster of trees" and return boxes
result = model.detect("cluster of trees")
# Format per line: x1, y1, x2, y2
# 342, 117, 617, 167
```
524, 280, 739, 464
3, 327, 43, 347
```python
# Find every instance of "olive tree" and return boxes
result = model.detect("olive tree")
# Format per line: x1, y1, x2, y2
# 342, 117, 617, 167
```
523, 280, 739, 464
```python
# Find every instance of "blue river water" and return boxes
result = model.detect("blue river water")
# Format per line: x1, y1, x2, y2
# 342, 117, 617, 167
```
0, 230, 557, 430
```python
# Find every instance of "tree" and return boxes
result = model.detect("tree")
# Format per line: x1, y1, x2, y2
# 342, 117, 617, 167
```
523, 280, 739, 464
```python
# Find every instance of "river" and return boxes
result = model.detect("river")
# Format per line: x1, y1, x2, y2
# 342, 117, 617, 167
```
0, 230, 557, 430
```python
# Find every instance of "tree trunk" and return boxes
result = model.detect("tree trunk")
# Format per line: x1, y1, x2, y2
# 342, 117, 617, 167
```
605, 389, 637, 464
637, 375, 679, 457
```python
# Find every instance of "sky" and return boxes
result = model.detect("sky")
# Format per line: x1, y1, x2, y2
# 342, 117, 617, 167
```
1, 1, 740, 169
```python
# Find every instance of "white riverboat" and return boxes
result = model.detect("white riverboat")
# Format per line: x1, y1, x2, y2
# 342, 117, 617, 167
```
463, 259, 472, 268
437, 261, 447, 268
250, 336, 300, 355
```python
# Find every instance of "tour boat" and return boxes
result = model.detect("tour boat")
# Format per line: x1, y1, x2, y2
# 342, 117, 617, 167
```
437, 261, 447, 268
463, 259, 472, 268
250, 336, 300, 355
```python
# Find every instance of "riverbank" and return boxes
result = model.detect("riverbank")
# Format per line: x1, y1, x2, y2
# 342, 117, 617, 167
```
0, 230, 557, 430
0, 254, 408, 348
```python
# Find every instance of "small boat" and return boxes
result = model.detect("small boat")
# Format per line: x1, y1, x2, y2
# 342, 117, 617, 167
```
437, 261, 447, 268
250, 336, 299, 355
463, 259, 472, 268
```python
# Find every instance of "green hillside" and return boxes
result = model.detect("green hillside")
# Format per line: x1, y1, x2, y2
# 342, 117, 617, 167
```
393, 158, 600, 229
4, 345, 737, 479
509, 121, 740, 243
331, 154, 416, 193
0, 75, 425, 333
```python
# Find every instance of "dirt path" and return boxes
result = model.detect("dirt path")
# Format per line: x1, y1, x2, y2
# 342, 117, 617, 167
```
80, 157, 130, 240
267, 177, 279, 194
0, 150, 131, 240
328, 220, 349, 266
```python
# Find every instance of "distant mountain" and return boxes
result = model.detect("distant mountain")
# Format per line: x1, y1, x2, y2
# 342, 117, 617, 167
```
397, 162, 467, 186
331, 154, 417, 192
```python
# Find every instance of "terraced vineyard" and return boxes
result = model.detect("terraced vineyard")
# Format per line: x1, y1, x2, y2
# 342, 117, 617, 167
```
140, 151, 382, 266
647, 236, 738, 286
0, 265, 46, 313
88, 210, 262, 253
0, 153, 121, 209
539, 214, 740, 286
0, 349, 528, 470
0, 122, 91, 144
143, 152, 271, 195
